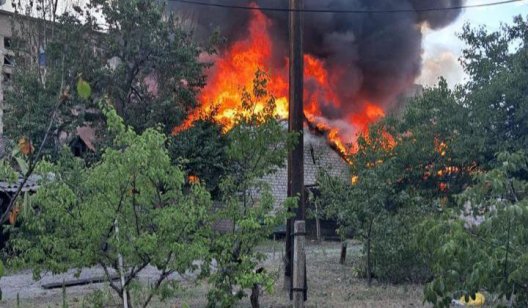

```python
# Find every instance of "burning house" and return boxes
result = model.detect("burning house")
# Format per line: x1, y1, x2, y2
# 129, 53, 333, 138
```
169, 1, 462, 235
170, 1, 463, 236
262, 128, 350, 239
171, 0, 463, 154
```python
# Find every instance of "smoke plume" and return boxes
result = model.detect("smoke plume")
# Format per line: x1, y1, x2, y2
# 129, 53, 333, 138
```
171, 0, 463, 131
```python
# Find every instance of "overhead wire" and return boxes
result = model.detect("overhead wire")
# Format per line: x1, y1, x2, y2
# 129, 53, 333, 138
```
167, 0, 526, 14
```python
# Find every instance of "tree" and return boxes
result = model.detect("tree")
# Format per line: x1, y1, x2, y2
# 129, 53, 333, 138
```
168, 119, 232, 198
9, 103, 213, 307
422, 151, 528, 307
460, 15, 528, 161
206, 70, 297, 307
317, 82, 475, 284
4, 0, 209, 158
319, 124, 402, 285
310, 12, 528, 304
392, 79, 476, 200
418, 16, 528, 306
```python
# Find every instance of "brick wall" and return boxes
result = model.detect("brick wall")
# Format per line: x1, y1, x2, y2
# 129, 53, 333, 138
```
262, 131, 350, 211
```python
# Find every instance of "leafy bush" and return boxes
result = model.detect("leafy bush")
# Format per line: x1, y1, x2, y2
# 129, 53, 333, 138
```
422, 152, 528, 307
371, 210, 432, 284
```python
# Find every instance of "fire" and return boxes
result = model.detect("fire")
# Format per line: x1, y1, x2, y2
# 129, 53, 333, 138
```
173, 8, 388, 156
173, 9, 285, 134
188, 175, 200, 184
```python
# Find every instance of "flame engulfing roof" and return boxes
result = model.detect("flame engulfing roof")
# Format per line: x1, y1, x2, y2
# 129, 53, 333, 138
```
171, 0, 462, 151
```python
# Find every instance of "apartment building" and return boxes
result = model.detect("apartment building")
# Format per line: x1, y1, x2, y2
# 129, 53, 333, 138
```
0, 9, 13, 136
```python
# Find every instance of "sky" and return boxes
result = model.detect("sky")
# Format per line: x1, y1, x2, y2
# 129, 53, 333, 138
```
1, 0, 526, 88
418, 0, 528, 87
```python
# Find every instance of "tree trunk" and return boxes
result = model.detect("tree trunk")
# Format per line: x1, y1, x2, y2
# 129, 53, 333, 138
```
339, 241, 347, 265
115, 219, 129, 308
315, 203, 321, 243
367, 219, 373, 286
126, 290, 133, 308
250, 283, 260, 308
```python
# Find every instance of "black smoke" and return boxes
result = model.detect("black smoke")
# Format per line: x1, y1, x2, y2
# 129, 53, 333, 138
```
171, 0, 463, 118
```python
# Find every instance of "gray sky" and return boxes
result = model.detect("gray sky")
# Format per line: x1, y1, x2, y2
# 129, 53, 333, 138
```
418, 0, 528, 87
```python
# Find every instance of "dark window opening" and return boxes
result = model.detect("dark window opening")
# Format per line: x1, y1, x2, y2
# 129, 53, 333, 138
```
4, 55, 14, 67
3, 72, 12, 84
3, 37, 11, 49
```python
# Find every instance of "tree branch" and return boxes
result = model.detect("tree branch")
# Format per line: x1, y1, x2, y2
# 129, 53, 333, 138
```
100, 261, 122, 296
142, 252, 174, 308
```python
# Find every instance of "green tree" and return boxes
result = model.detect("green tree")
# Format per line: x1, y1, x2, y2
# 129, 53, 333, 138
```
460, 15, 528, 161
206, 70, 297, 307
315, 13, 528, 302
319, 125, 403, 285
317, 83, 473, 284
168, 119, 231, 198
418, 15, 528, 306
422, 151, 528, 307
4, 0, 208, 158
9, 103, 213, 307
392, 80, 476, 200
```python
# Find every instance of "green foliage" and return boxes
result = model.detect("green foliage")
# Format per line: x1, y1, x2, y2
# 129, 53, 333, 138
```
393, 80, 475, 199
206, 70, 296, 307
76, 78, 92, 100
168, 119, 231, 198
419, 15, 528, 306
89, 0, 208, 134
423, 151, 528, 307
319, 124, 431, 284
9, 104, 213, 307
370, 209, 431, 284
3, 67, 64, 157
4, 0, 208, 159
460, 15, 528, 159
318, 15, 528, 292
0, 159, 19, 183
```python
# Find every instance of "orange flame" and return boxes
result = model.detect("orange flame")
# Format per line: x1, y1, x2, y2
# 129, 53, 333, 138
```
174, 9, 389, 156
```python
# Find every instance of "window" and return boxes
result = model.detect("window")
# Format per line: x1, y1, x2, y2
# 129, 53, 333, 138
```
3, 37, 11, 49
2, 72, 12, 84
3, 55, 14, 67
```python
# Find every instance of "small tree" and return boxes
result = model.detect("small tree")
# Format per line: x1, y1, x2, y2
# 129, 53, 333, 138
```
318, 124, 394, 285
345, 126, 397, 285
9, 103, 213, 307
206, 70, 297, 307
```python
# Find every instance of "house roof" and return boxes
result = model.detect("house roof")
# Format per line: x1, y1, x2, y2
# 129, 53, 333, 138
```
76, 126, 96, 152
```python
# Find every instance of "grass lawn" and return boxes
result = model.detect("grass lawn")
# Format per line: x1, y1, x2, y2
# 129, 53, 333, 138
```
2, 241, 428, 307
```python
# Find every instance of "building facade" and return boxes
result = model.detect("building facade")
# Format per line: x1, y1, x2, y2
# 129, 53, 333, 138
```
0, 9, 14, 136
263, 130, 350, 212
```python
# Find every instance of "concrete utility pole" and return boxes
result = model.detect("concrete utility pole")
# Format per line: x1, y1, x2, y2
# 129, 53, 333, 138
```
293, 220, 306, 307
286, 0, 306, 304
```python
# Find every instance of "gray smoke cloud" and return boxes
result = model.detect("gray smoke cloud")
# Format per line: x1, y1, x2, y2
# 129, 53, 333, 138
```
171, 0, 463, 120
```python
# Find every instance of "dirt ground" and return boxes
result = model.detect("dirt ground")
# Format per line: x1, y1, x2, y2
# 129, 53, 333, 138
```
0, 241, 428, 307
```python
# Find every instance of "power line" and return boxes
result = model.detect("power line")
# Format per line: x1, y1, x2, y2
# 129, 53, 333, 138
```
168, 0, 526, 14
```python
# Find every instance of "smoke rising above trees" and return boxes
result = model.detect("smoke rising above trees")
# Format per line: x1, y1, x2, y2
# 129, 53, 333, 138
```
171, 0, 464, 120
